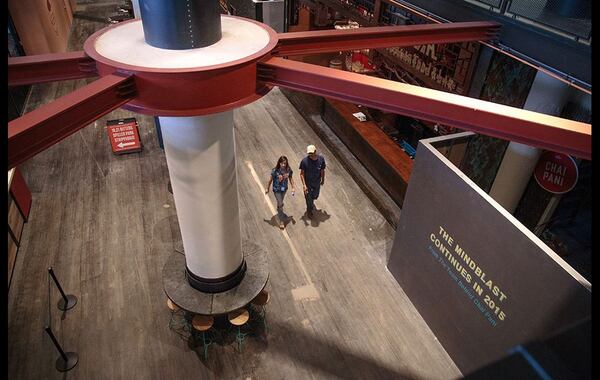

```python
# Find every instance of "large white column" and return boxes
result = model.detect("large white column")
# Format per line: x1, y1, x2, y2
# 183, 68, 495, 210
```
159, 112, 243, 281
488, 142, 542, 213
488, 71, 572, 213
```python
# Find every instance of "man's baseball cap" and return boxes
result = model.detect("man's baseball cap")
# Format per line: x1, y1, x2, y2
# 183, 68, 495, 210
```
306, 144, 317, 154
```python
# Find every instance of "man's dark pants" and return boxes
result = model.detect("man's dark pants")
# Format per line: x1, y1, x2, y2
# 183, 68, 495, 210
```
305, 184, 321, 215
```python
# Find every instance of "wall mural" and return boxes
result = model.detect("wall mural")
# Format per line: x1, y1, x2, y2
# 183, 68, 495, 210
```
461, 50, 537, 192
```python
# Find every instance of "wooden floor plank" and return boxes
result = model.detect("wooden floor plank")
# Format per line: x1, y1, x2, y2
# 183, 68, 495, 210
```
8, 4, 461, 379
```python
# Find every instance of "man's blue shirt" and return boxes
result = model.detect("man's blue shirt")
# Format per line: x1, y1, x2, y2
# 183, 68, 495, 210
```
299, 155, 326, 187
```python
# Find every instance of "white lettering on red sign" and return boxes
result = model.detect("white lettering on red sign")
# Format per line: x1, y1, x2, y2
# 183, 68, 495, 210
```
107, 120, 141, 154
534, 152, 578, 194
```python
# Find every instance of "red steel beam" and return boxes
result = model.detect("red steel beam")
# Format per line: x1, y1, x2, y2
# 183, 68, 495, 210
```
273, 21, 500, 56
8, 73, 136, 169
8, 51, 97, 87
9, 167, 32, 221
258, 57, 591, 160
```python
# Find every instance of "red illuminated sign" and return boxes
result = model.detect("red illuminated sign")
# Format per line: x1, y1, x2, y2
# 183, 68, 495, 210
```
534, 151, 578, 194
107, 118, 142, 154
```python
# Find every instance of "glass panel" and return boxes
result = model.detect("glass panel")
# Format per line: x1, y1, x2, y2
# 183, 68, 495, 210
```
508, 0, 591, 39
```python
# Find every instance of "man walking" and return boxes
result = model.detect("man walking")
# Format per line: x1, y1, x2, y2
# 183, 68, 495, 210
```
300, 144, 326, 218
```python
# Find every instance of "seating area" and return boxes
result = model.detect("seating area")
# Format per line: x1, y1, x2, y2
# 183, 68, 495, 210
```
167, 289, 271, 359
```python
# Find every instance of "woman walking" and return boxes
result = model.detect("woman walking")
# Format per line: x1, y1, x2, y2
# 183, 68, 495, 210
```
265, 156, 296, 229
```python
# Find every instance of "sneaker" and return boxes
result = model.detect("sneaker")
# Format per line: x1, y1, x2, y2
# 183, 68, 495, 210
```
307, 209, 314, 218
279, 220, 285, 229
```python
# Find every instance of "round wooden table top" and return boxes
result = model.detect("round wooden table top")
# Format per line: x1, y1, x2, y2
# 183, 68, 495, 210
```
167, 298, 180, 311
192, 315, 214, 332
251, 290, 270, 306
163, 241, 269, 316
228, 309, 250, 326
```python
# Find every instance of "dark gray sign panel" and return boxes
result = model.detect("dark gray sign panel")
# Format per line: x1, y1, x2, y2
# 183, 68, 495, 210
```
387, 133, 591, 374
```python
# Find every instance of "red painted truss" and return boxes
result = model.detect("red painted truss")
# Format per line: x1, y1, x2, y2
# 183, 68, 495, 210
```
274, 21, 499, 56
8, 51, 97, 87
6, 20, 591, 169
8, 74, 136, 168
257, 57, 591, 160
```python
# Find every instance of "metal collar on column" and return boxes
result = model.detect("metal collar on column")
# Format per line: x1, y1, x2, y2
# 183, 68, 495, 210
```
186, 261, 247, 293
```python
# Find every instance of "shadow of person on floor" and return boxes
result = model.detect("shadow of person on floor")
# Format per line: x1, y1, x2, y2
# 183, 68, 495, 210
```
263, 215, 296, 229
301, 209, 331, 227
263, 216, 279, 228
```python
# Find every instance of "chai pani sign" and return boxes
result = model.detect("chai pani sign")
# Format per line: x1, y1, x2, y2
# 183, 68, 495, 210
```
533, 151, 579, 194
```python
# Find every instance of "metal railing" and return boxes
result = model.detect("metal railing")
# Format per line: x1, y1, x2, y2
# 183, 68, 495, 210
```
467, 0, 591, 41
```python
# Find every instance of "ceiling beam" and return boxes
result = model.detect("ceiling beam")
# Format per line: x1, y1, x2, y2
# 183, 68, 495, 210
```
275, 21, 499, 56
8, 73, 136, 169
8, 51, 97, 87
258, 57, 591, 159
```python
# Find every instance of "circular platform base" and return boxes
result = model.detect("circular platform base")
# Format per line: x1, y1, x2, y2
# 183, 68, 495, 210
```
163, 241, 268, 315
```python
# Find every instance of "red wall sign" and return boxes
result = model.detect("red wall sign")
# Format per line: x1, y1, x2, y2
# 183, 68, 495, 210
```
534, 151, 578, 194
107, 118, 142, 154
